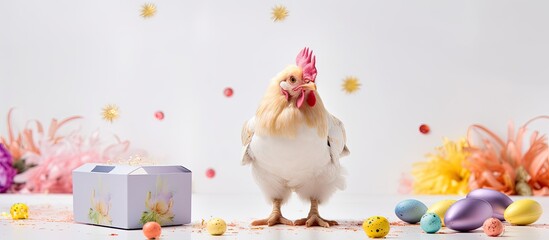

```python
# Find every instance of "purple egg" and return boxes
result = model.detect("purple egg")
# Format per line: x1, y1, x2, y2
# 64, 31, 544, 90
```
445, 198, 493, 232
466, 188, 513, 221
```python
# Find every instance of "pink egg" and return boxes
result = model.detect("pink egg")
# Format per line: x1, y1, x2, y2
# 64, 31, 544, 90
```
143, 221, 162, 239
483, 218, 504, 237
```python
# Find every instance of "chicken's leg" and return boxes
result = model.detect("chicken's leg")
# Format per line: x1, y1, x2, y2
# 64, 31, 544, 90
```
251, 199, 294, 226
294, 198, 338, 227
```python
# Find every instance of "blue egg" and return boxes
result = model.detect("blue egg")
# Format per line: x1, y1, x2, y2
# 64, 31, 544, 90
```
395, 199, 428, 223
420, 213, 442, 233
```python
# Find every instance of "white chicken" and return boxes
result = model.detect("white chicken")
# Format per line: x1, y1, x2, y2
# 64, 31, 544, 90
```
241, 48, 350, 227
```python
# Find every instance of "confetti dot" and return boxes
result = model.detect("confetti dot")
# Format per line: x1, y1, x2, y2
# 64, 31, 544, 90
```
206, 168, 216, 179
224, 87, 234, 97
155, 111, 164, 120
419, 124, 430, 134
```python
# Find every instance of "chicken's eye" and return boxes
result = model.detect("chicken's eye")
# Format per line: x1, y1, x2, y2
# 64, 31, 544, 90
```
289, 76, 297, 83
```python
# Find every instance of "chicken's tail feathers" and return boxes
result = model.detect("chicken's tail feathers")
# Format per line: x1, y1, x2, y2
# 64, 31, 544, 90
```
241, 143, 254, 165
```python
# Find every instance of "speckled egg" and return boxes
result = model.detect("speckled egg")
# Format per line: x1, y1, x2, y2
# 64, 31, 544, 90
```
395, 199, 428, 224
427, 199, 456, 226
10, 203, 29, 220
420, 213, 442, 234
467, 188, 513, 221
504, 199, 542, 225
445, 198, 493, 232
483, 218, 504, 237
363, 216, 390, 238
207, 217, 227, 236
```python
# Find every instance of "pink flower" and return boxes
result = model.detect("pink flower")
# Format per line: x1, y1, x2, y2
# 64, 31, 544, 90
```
0, 143, 16, 193
22, 132, 130, 193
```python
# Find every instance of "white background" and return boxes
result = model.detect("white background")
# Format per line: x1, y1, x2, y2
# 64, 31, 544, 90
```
1, 0, 549, 195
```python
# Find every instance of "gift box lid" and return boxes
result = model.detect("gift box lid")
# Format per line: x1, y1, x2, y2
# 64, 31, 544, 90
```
73, 163, 191, 175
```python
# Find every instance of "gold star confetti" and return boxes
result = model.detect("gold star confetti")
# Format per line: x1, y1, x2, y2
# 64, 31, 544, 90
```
342, 76, 361, 94
271, 5, 288, 22
102, 104, 120, 123
141, 3, 157, 18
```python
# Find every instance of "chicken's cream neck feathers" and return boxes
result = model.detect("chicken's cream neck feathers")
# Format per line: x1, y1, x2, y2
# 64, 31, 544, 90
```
255, 66, 328, 138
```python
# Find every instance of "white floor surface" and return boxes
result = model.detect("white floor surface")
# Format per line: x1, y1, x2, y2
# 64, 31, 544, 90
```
0, 194, 548, 239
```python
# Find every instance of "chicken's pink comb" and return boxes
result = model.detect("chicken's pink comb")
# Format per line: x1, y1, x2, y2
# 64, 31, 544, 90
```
296, 47, 317, 82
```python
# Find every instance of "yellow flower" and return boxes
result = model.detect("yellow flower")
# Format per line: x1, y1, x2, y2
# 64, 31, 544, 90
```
412, 138, 471, 195
101, 104, 120, 123
89, 189, 112, 225
141, 3, 157, 18
271, 5, 288, 22
140, 178, 175, 224
342, 76, 361, 94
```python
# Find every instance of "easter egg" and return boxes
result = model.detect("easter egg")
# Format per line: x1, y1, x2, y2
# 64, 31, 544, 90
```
142, 221, 162, 239
10, 203, 29, 220
207, 217, 227, 236
420, 213, 442, 234
483, 218, 504, 237
395, 199, 428, 224
445, 198, 493, 232
467, 188, 513, 220
427, 199, 456, 226
362, 216, 390, 238
504, 199, 542, 225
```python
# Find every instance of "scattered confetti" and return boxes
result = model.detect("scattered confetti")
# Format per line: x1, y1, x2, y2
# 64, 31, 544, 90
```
102, 104, 120, 123
271, 5, 289, 22
141, 3, 157, 18
206, 168, 216, 179
389, 221, 410, 226
109, 233, 119, 236
155, 111, 165, 120
342, 76, 361, 94
419, 124, 430, 134
224, 87, 234, 97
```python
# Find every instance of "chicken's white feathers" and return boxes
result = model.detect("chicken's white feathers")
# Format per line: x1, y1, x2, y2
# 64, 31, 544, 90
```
241, 114, 349, 204
241, 117, 255, 165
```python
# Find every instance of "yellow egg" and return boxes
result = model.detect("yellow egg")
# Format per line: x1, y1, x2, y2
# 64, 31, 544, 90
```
427, 200, 456, 227
504, 199, 542, 225
206, 217, 227, 235
363, 216, 390, 238
10, 203, 29, 220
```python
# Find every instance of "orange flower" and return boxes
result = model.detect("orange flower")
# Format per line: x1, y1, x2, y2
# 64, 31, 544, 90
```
466, 116, 549, 196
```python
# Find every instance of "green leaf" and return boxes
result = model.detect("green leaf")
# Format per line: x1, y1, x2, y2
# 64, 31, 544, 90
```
12, 159, 37, 174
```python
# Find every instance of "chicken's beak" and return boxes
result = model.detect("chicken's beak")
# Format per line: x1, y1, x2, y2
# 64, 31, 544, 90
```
301, 82, 317, 91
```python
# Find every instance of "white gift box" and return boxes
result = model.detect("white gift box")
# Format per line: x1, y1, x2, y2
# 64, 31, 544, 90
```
72, 163, 192, 229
